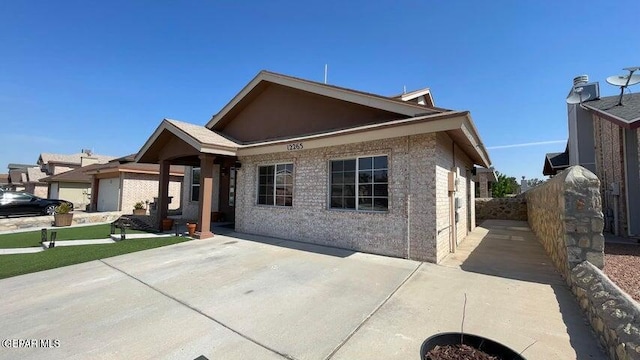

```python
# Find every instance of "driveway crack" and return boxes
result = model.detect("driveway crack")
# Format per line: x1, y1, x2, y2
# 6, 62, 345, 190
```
99, 259, 297, 360
324, 262, 423, 360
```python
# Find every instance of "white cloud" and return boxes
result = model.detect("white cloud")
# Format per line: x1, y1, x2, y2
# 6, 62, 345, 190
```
487, 140, 566, 150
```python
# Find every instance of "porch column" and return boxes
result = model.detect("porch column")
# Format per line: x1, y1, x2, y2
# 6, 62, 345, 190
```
156, 159, 170, 231
90, 177, 99, 212
196, 154, 215, 239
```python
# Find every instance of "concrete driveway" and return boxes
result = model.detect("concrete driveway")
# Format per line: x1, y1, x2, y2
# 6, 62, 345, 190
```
0, 222, 605, 360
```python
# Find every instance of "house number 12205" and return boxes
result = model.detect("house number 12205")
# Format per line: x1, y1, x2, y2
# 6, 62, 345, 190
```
286, 143, 303, 151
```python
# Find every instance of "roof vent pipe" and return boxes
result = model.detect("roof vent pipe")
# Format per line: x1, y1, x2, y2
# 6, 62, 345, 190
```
573, 75, 589, 86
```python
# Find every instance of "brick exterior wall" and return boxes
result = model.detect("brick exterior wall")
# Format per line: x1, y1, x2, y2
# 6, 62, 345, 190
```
121, 173, 182, 213
435, 133, 473, 262
32, 184, 48, 198
593, 115, 628, 235
233, 134, 475, 263
477, 172, 491, 198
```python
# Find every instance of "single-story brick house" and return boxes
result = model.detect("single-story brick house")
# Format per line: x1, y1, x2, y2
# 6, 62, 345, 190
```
136, 71, 491, 263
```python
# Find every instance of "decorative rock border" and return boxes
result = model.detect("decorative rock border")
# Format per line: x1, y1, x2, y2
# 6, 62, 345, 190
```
571, 261, 640, 360
0, 211, 123, 232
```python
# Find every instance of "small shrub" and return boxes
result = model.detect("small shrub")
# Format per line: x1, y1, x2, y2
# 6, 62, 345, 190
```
134, 202, 145, 210
55, 202, 73, 214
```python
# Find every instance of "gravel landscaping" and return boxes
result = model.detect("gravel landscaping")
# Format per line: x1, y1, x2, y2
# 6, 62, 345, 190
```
604, 243, 640, 302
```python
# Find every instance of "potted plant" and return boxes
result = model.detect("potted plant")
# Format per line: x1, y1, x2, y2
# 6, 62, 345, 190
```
53, 202, 74, 227
162, 218, 174, 231
133, 201, 146, 215
186, 222, 197, 237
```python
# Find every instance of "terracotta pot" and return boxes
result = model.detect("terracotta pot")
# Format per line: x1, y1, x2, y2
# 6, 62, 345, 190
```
161, 219, 174, 231
54, 213, 73, 227
186, 223, 197, 237
133, 209, 146, 215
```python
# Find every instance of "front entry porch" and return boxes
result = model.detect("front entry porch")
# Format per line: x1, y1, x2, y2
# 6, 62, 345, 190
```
135, 119, 240, 239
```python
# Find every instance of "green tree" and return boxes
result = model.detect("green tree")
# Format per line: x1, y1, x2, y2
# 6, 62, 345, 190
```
492, 172, 519, 198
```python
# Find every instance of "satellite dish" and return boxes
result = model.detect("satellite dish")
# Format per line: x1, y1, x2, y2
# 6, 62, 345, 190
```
606, 74, 640, 87
566, 86, 591, 104
606, 66, 640, 106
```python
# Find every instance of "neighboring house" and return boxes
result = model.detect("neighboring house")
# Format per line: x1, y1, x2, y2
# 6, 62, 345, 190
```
136, 70, 491, 264
5, 163, 47, 197
0, 173, 9, 190
37, 150, 115, 176
546, 74, 640, 237
84, 155, 184, 213
40, 164, 100, 209
543, 144, 570, 176
474, 167, 498, 198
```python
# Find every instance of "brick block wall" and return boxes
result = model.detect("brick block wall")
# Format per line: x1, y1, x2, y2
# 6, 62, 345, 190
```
234, 134, 473, 262
477, 172, 490, 198
435, 133, 473, 263
236, 137, 412, 259
33, 185, 48, 199
407, 134, 437, 262
593, 115, 627, 235
121, 173, 182, 213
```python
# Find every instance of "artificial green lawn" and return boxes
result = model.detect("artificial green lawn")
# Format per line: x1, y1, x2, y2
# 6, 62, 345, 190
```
0, 236, 190, 279
0, 224, 157, 249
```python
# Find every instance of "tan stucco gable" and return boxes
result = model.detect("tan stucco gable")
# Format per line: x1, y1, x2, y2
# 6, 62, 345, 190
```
214, 82, 413, 144
206, 70, 439, 132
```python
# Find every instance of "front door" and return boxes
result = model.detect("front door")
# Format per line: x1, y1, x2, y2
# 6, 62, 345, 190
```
216, 158, 237, 223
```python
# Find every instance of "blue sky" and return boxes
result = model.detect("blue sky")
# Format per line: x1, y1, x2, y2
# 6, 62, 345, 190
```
1, 1, 638, 180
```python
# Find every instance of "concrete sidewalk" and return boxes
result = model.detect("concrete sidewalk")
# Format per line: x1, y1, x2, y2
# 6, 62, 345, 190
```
0, 222, 605, 359
333, 220, 604, 359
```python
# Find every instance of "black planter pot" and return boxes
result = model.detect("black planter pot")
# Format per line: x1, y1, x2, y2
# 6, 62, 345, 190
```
420, 332, 525, 360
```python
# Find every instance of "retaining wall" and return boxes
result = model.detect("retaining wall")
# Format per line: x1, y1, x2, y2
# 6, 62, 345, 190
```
572, 262, 640, 360
475, 196, 527, 222
525, 166, 604, 280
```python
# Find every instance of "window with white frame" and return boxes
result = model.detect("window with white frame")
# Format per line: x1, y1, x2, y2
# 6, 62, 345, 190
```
330, 155, 388, 211
191, 167, 200, 202
258, 163, 293, 206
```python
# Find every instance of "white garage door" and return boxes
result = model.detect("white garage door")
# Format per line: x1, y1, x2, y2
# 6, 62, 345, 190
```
98, 178, 120, 212
49, 183, 59, 199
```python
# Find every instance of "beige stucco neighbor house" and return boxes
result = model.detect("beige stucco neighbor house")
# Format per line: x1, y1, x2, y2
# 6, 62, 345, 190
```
136, 71, 491, 263
6, 164, 48, 197
41, 165, 96, 209
37, 151, 115, 176
36, 151, 115, 208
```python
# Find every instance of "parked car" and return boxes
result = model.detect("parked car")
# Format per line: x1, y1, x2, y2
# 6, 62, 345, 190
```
0, 191, 73, 217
